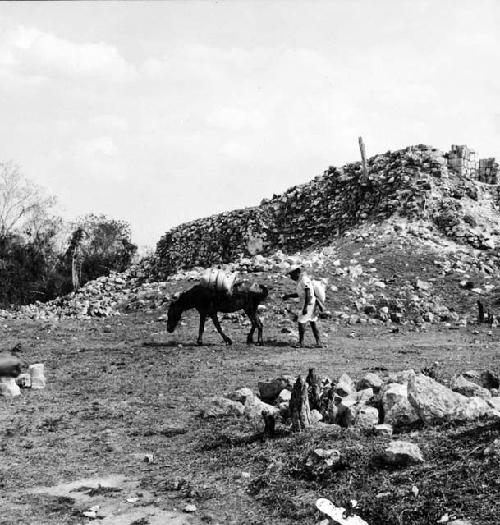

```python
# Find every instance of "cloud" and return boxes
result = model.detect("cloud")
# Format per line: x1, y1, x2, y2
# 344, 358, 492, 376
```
0, 25, 136, 83
207, 107, 267, 131
89, 115, 129, 132
219, 140, 253, 161
73, 136, 126, 182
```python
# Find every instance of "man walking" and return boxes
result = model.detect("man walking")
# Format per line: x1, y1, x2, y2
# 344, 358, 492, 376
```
283, 267, 322, 347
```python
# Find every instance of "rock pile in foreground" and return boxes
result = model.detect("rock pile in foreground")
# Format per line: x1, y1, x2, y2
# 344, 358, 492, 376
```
205, 368, 500, 430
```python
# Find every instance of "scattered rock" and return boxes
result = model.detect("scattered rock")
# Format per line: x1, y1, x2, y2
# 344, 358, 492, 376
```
357, 373, 383, 392
415, 279, 432, 291
316, 497, 369, 525
483, 438, 500, 457
451, 375, 491, 399
382, 382, 419, 425
278, 389, 292, 403
305, 448, 343, 476
201, 397, 245, 418
386, 369, 415, 384
244, 395, 278, 420
0, 377, 21, 398
258, 377, 291, 402
487, 397, 500, 411
463, 370, 499, 389
0, 351, 21, 378
408, 373, 496, 423
15, 373, 31, 388
335, 373, 355, 397
310, 409, 323, 424
227, 387, 254, 404
29, 363, 46, 390
382, 441, 424, 466
373, 423, 393, 436
353, 406, 379, 429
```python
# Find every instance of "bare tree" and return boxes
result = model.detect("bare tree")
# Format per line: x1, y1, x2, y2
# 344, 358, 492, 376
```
0, 161, 56, 237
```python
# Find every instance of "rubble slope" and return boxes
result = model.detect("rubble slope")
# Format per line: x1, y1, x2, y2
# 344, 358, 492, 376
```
155, 144, 500, 277
3, 144, 500, 325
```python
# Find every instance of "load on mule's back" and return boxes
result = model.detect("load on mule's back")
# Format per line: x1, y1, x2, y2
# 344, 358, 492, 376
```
167, 268, 268, 345
200, 268, 238, 295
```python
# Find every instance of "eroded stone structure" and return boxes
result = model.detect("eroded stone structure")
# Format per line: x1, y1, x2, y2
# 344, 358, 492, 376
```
155, 144, 500, 277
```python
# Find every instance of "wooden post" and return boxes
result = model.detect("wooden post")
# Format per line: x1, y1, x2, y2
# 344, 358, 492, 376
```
290, 376, 311, 432
71, 249, 80, 292
359, 136, 368, 181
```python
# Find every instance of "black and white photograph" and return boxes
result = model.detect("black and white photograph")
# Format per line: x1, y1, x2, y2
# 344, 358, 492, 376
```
0, 1, 499, 524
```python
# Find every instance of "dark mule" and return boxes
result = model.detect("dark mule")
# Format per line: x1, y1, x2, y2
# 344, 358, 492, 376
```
167, 283, 268, 345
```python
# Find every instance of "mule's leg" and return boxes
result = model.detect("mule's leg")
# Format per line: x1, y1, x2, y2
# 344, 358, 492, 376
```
256, 313, 264, 345
245, 310, 257, 344
246, 310, 264, 345
197, 313, 207, 345
210, 314, 232, 345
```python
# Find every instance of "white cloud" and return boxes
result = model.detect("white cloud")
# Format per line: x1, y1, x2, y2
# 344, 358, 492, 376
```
207, 107, 267, 131
220, 140, 253, 161
73, 136, 125, 182
0, 25, 136, 83
89, 115, 129, 132
77, 136, 118, 157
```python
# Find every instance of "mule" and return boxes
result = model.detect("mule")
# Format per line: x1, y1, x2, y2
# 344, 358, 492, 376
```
166, 283, 268, 345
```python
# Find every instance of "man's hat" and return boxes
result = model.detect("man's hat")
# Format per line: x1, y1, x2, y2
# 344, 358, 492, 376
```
288, 266, 301, 277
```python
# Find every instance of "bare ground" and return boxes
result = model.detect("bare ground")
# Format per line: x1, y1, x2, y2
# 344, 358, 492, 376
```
1, 310, 500, 525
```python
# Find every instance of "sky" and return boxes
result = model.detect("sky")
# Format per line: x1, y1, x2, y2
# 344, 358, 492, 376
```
0, 1, 499, 247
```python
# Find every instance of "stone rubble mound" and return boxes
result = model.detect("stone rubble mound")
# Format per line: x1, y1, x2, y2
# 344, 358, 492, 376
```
155, 144, 500, 277
0, 258, 167, 321
3, 220, 500, 325
4, 143, 500, 323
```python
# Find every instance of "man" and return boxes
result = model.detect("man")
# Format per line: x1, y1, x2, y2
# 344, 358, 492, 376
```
283, 266, 322, 347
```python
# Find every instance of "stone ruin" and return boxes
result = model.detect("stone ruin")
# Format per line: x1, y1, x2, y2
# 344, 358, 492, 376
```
201, 366, 500, 487
203, 366, 500, 443
447, 144, 499, 184
3, 142, 500, 323
155, 144, 500, 278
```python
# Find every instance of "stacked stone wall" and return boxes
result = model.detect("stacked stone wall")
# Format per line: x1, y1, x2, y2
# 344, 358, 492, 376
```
156, 145, 449, 277
155, 144, 500, 277
447, 144, 478, 179
447, 144, 499, 184
478, 158, 499, 184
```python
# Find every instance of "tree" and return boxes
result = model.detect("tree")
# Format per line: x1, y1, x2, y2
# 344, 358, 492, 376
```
0, 161, 56, 237
0, 161, 65, 306
0, 228, 63, 306
64, 214, 137, 286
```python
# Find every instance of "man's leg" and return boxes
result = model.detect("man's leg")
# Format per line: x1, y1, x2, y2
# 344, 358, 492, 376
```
310, 321, 322, 347
298, 322, 306, 347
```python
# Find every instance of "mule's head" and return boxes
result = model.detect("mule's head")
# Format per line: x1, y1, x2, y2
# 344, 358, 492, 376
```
166, 299, 182, 333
